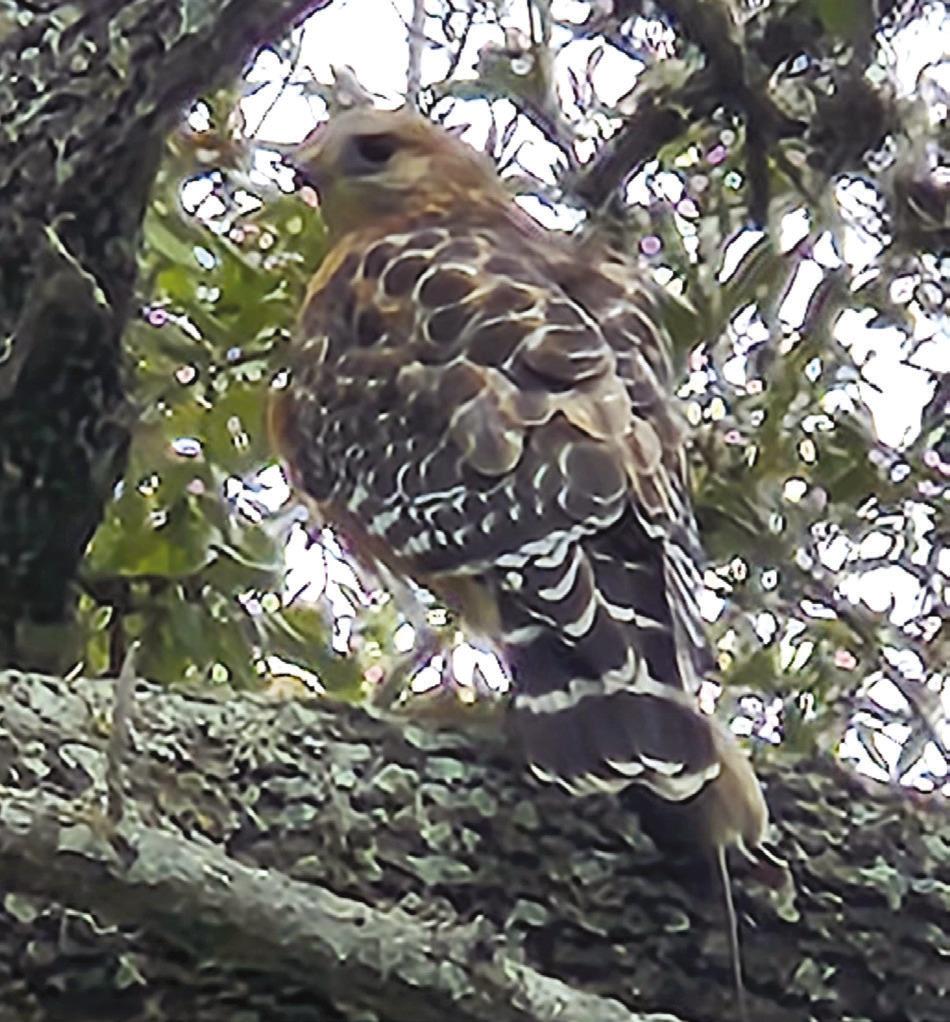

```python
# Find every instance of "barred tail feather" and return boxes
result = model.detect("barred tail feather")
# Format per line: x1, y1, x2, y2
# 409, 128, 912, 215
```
499, 529, 768, 852
509, 624, 721, 802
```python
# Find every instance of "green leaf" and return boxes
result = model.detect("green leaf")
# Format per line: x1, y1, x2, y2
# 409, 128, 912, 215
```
263, 605, 365, 700
145, 212, 202, 267
204, 529, 284, 592
808, 0, 873, 40
726, 646, 781, 694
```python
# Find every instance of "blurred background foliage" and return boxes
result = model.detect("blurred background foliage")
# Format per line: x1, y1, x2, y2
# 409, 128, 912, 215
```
77, 0, 947, 792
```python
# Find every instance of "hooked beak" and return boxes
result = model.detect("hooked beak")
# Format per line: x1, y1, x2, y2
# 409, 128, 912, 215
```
271, 127, 328, 194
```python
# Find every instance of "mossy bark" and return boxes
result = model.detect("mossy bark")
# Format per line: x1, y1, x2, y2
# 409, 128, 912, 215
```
1, 672, 947, 1022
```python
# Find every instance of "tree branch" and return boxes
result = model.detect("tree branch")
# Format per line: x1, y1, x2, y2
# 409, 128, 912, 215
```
406, 0, 427, 109
0, 788, 659, 1022
571, 0, 812, 216
1, 671, 947, 1022
572, 94, 690, 209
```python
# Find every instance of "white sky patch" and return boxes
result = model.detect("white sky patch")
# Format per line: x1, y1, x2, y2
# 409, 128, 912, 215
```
283, 523, 328, 602
515, 193, 585, 230
812, 231, 843, 269
393, 621, 416, 653
252, 463, 291, 511
777, 208, 810, 252
885, 2, 950, 95
832, 310, 944, 448
778, 259, 823, 328
451, 642, 510, 693
293, 1, 409, 106
411, 657, 444, 693
718, 229, 763, 283
555, 37, 645, 111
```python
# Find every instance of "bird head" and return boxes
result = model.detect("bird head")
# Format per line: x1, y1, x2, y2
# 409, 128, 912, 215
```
285, 107, 507, 237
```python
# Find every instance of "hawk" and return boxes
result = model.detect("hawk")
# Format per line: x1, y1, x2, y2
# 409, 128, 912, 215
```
271, 106, 768, 857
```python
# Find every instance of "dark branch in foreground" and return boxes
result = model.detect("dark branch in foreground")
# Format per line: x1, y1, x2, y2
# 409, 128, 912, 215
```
570, 0, 907, 216
0, 0, 327, 667
0, 671, 947, 1022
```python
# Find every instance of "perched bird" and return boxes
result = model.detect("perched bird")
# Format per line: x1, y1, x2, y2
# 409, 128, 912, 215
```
271, 105, 769, 881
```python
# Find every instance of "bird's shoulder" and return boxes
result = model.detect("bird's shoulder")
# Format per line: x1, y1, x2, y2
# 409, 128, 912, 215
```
298, 209, 668, 352
288, 210, 688, 496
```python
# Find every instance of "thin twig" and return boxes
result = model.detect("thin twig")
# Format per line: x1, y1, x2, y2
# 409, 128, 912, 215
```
715, 846, 749, 1022
443, 1, 475, 84
249, 29, 306, 138
106, 640, 140, 824
406, 0, 427, 109
572, 93, 692, 209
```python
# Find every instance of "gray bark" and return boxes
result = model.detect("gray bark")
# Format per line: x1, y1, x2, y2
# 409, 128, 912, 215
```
1, 671, 947, 1022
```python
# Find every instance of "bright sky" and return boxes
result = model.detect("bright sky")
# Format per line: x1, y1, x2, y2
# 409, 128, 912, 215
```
224, 1, 949, 791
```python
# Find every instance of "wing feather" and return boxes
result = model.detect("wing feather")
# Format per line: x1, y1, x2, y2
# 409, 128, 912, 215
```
272, 213, 717, 796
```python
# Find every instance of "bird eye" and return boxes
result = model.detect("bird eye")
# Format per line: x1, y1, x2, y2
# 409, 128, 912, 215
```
350, 132, 399, 169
